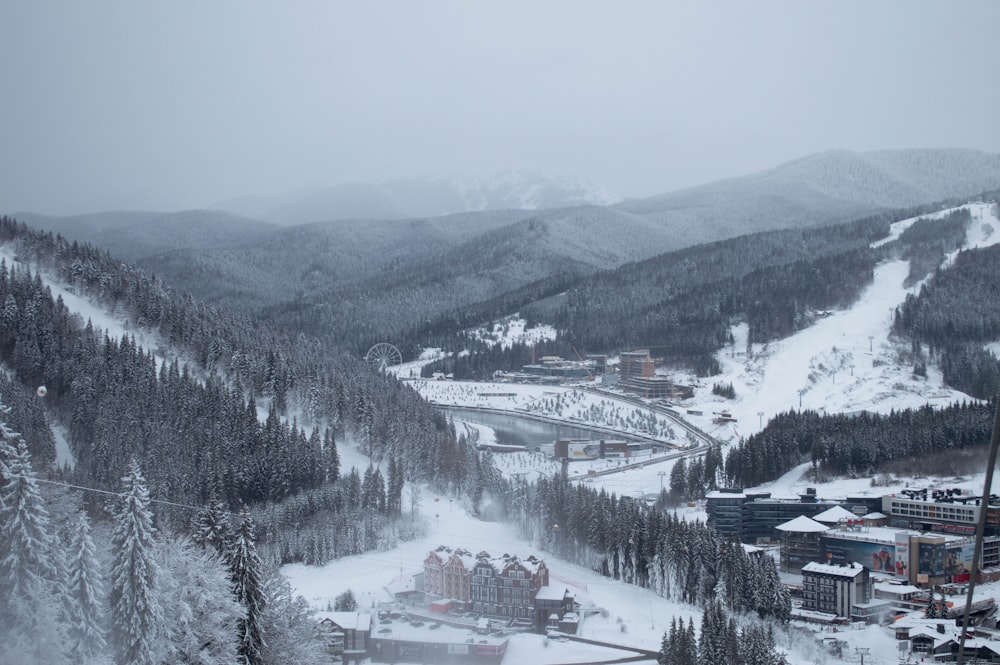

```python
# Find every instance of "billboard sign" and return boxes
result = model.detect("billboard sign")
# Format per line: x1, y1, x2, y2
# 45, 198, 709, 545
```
894, 532, 910, 579
918, 541, 946, 576
826, 538, 894, 573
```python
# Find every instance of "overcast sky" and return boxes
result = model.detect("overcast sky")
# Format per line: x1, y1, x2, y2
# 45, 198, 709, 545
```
2, 1, 999, 214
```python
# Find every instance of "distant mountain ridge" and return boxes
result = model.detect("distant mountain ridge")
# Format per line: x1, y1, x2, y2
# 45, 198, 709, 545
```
616, 147, 1000, 247
12, 147, 1000, 353
212, 171, 622, 224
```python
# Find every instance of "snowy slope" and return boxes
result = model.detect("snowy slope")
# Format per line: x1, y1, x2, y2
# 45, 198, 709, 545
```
686, 201, 1000, 443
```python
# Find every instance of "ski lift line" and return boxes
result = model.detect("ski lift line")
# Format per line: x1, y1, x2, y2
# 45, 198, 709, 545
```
32, 477, 239, 515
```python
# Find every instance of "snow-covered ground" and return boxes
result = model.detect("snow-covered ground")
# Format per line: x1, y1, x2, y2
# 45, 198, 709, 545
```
411, 380, 684, 443
286, 495, 690, 665
285, 458, 1000, 665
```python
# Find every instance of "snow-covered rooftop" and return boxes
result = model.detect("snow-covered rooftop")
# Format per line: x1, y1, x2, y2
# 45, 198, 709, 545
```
775, 515, 829, 533
315, 611, 374, 631
813, 505, 860, 523
802, 562, 866, 578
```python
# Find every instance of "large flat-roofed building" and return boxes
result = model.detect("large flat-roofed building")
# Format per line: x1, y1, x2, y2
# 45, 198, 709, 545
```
619, 350, 655, 387
706, 488, 842, 542
883, 488, 1000, 537
811, 523, 1000, 586
625, 375, 675, 399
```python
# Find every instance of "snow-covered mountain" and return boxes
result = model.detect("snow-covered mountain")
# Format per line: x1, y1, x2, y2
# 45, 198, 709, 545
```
212, 172, 622, 224
618, 148, 1000, 247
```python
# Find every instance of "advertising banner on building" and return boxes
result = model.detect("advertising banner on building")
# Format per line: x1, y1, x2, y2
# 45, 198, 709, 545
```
944, 542, 976, 576
894, 532, 911, 579
827, 539, 895, 573
918, 541, 947, 576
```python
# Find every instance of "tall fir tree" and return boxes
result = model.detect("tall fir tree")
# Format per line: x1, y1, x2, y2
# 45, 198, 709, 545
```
110, 460, 161, 665
65, 512, 107, 662
231, 510, 266, 665
0, 438, 61, 601
193, 496, 233, 557
0, 436, 69, 664
155, 535, 241, 665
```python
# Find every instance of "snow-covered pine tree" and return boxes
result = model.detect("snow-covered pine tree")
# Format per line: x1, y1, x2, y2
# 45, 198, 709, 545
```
154, 534, 241, 665
334, 588, 357, 611
192, 496, 233, 557
258, 571, 327, 665
0, 436, 70, 664
658, 618, 675, 665
0, 439, 60, 600
741, 622, 778, 665
322, 426, 340, 483
230, 510, 266, 665
65, 512, 107, 661
110, 460, 161, 665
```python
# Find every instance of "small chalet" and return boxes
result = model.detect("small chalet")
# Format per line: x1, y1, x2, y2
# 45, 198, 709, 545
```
534, 586, 576, 632
316, 611, 373, 665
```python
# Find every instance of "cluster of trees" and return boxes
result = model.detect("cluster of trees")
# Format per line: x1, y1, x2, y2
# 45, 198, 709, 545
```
0, 415, 328, 665
724, 400, 996, 487
667, 445, 724, 505
659, 603, 785, 665
712, 382, 736, 399
500, 472, 790, 620
895, 208, 970, 286
256, 218, 590, 354
1, 216, 478, 493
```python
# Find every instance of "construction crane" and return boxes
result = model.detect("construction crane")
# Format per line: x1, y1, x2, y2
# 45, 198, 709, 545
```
571, 346, 595, 381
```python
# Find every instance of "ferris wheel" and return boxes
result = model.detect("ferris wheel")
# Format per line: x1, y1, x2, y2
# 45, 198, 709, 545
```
364, 343, 402, 372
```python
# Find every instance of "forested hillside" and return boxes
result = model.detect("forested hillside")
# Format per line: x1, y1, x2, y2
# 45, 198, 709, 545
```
894, 209, 1000, 398
0, 216, 492, 545
22, 150, 999, 367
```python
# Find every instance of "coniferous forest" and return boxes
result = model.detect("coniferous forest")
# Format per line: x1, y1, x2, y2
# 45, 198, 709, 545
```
724, 400, 996, 488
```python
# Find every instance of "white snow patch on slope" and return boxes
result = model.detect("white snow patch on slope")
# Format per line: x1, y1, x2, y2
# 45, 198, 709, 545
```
52, 423, 74, 469
469, 316, 558, 350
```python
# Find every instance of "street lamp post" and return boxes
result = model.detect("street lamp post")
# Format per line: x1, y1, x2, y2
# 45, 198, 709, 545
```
868, 335, 874, 352
757, 411, 764, 428
657, 470, 666, 492
798, 389, 805, 409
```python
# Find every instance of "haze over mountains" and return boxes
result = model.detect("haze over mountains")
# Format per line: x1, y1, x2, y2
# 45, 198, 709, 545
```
210, 171, 623, 224
12, 148, 1000, 348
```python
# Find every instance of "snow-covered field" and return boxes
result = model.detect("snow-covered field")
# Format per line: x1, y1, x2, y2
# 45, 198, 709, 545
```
411, 379, 685, 443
